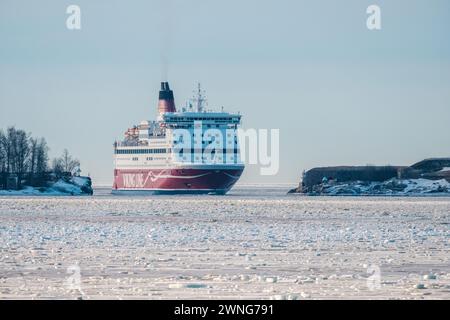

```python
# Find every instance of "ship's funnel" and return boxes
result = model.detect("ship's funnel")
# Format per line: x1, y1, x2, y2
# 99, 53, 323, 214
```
158, 81, 176, 115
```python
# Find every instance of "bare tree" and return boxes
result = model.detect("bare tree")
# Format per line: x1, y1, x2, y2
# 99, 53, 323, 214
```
1, 127, 16, 173
14, 129, 30, 185
0, 130, 5, 173
1, 129, 48, 173
35, 138, 49, 174
52, 157, 64, 175
56, 149, 80, 175
0, 130, 6, 190
28, 137, 38, 174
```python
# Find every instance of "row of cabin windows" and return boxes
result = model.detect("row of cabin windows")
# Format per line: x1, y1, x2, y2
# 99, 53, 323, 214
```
178, 148, 239, 155
168, 124, 222, 129
131, 157, 165, 161
116, 148, 238, 155
166, 117, 238, 122
174, 135, 237, 142
168, 125, 238, 129
115, 148, 169, 154
174, 141, 237, 145
178, 156, 237, 161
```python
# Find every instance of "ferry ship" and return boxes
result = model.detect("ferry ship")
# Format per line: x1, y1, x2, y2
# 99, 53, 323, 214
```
112, 82, 245, 194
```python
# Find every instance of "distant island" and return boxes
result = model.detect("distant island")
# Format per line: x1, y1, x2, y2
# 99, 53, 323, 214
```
289, 158, 450, 196
0, 126, 92, 196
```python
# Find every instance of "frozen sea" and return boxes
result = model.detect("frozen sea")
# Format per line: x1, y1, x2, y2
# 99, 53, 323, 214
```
0, 185, 449, 300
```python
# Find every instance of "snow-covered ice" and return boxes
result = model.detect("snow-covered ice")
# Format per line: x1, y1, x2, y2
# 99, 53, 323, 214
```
0, 186, 449, 299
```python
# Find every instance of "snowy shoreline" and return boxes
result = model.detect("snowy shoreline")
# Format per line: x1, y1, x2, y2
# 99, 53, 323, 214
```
291, 178, 450, 197
0, 176, 93, 196
291, 193, 450, 198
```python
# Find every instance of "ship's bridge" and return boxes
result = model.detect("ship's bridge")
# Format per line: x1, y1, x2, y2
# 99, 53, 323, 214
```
162, 112, 241, 129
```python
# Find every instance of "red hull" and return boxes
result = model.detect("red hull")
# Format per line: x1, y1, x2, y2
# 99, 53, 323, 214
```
112, 167, 244, 194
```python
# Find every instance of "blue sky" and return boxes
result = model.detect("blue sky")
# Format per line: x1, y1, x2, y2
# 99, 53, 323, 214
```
1, 0, 449, 185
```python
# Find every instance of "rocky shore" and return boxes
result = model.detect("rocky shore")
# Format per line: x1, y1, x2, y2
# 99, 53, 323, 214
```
289, 178, 450, 196
290, 158, 450, 196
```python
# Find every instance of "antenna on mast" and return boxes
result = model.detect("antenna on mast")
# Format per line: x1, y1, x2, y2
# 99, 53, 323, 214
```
191, 83, 207, 112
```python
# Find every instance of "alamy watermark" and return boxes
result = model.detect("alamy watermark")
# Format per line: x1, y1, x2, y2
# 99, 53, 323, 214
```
66, 5, 81, 30
366, 264, 381, 291
367, 5, 381, 30
172, 121, 280, 176
65, 264, 84, 295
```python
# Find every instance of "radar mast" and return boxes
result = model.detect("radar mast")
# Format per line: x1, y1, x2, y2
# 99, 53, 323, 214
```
191, 83, 207, 112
